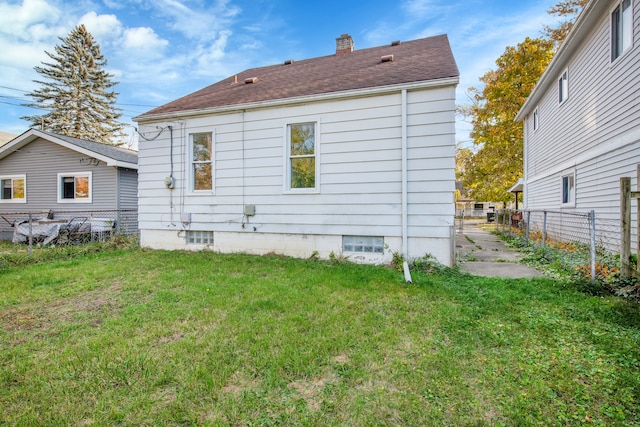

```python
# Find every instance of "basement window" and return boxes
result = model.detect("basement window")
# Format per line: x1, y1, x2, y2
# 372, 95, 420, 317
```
186, 230, 213, 245
343, 236, 384, 253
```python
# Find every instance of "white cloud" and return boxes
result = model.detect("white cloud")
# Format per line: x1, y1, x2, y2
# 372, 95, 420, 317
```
148, 0, 241, 41
0, 0, 61, 38
79, 11, 123, 42
123, 27, 169, 51
103, 0, 125, 9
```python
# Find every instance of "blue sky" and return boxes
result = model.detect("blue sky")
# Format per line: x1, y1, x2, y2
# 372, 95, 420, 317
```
0, 0, 561, 146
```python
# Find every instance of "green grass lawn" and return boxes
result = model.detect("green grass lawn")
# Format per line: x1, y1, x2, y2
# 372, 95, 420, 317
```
1, 246, 639, 426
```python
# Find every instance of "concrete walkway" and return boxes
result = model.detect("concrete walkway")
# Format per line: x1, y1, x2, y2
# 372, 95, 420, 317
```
456, 221, 544, 279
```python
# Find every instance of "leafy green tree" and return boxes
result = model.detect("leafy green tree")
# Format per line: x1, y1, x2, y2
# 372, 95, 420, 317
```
462, 37, 555, 203
22, 24, 123, 144
543, 0, 588, 45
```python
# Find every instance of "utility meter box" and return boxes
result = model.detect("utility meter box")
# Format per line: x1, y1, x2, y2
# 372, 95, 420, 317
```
243, 205, 255, 216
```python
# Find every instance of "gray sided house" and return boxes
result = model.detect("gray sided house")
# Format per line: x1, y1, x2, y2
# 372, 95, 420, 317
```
135, 34, 459, 266
0, 129, 138, 239
515, 0, 640, 252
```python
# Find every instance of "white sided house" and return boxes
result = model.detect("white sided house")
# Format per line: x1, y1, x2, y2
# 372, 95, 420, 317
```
515, 0, 640, 252
134, 34, 459, 265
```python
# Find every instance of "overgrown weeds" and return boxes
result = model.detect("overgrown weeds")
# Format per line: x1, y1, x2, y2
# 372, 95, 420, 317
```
0, 235, 139, 271
497, 230, 638, 298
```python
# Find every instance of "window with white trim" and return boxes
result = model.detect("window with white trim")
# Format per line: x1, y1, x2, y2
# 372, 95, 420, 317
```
57, 172, 92, 203
558, 69, 568, 104
561, 173, 575, 205
533, 108, 539, 131
287, 122, 316, 190
0, 175, 26, 203
612, 0, 633, 61
191, 132, 213, 192
343, 236, 384, 253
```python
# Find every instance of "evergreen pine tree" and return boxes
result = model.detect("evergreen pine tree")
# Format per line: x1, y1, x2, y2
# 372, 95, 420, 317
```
22, 24, 123, 145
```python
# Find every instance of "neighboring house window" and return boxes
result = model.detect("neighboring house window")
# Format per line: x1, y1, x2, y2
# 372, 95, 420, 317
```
533, 108, 539, 131
57, 172, 92, 203
561, 173, 575, 205
191, 132, 213, 192
612, 0, 633, 61
0, 175, 26, 203
343, 236, 384, 253
287, 123, 317, 190
558, 69, 568, 104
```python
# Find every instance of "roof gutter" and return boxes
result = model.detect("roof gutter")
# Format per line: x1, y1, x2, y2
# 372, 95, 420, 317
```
515, 0, 603, 122
134, 77, 460, 123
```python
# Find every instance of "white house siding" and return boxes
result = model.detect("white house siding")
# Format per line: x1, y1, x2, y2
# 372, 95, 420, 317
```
138, 86, 456, 265
524, 2, 640, 252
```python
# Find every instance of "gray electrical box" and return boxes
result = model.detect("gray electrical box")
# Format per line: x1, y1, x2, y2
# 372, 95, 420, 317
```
243, 205, 255, 216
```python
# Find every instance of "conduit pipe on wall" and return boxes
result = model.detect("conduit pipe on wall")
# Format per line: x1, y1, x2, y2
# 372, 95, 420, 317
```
401, 89, 412, 283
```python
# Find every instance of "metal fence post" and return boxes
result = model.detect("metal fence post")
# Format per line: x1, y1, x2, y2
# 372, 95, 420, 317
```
28, 212, 33, 256
589, 210, 596, 282
542, 210, 547, 249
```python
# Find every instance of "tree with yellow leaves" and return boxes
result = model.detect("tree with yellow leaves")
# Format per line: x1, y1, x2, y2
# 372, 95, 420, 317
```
461, 37, 555, 203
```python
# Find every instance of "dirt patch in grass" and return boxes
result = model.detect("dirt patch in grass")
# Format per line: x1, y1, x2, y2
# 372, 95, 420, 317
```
288, 372, 338, 411
332, 354, 349, 364
221, 370, 261, 395
0, 281, 124, 335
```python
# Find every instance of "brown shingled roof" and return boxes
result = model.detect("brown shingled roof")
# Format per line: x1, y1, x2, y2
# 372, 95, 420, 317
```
137, 34, 459, 119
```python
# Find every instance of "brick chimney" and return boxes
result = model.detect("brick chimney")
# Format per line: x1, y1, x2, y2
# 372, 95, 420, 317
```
336, 34, 354, 55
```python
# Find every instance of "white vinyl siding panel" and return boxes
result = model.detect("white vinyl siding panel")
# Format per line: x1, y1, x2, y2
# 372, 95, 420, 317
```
526, 3, 640, 183
137, 85, 456, 260
523, 1, 639, 251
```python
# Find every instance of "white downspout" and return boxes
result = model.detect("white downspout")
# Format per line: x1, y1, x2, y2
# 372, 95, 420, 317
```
401, 89, 412, 283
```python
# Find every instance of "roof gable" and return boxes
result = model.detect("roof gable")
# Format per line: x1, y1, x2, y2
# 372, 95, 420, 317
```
0, 129, 138, 169
137, 34, 459, 120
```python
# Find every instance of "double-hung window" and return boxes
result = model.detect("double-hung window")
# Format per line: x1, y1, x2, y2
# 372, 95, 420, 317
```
612, 0, 633, 61
0, 175, 26, 203
58, 172, 92, 203
561, 173, 575, 206
558, 69, 569, 104
287, 122, 317, 191
191, 132, 213, 192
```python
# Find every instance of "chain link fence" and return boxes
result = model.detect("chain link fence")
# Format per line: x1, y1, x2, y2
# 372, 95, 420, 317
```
0, 209, 138, 248
495, 209, 627, 283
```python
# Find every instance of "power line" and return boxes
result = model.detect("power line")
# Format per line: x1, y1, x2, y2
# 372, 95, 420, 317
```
0, 84, 158, 111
